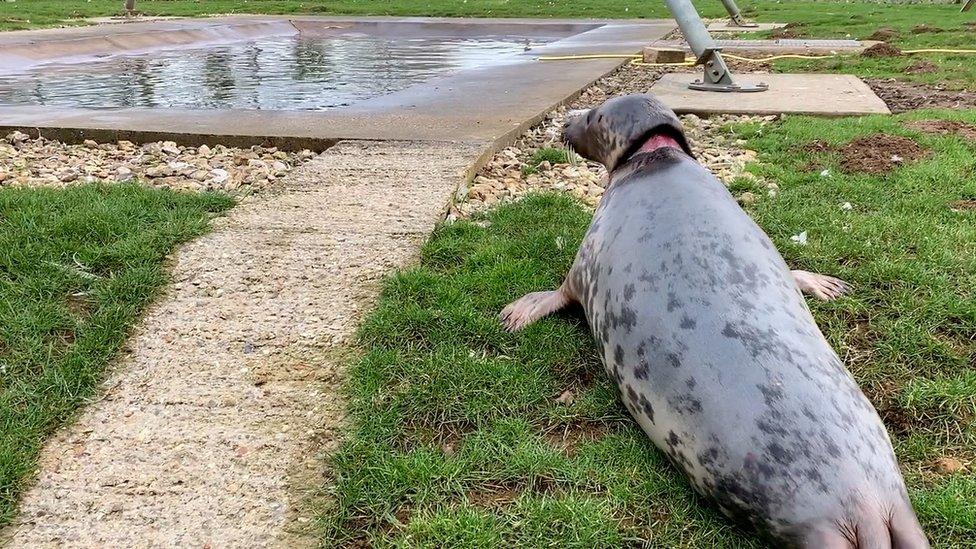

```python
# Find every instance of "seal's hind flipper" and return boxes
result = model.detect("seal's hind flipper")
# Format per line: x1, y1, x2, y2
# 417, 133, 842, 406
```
499, 286, 574, 332
792, 270, 852, 302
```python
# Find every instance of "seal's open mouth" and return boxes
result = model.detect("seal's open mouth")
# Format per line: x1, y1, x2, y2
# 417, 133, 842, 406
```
634, 134, 683, 155
623, 125, 689, 164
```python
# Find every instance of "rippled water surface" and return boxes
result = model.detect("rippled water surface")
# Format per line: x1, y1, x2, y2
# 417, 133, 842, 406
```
0, 34, 542, 110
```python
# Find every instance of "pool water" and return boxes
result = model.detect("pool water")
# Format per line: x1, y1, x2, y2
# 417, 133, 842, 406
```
0, 34, 541, 111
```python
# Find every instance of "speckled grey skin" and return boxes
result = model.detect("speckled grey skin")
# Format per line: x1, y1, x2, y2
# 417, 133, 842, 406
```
501, 95, 928, 548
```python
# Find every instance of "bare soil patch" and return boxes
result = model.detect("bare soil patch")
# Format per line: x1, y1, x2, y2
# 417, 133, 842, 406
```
949, 200, 976, 211
467, 486, 520, 508
771, 23, 802, 40
862, 43, 902, 58
542, 420, 613, 454
804, 140, 835, 154
912, 24, 944, 34
931, 457, 966, 474
905, 61, 938, 75
838, 134, 931, 174
906, 119, 976, 141
866, 78, 976, 113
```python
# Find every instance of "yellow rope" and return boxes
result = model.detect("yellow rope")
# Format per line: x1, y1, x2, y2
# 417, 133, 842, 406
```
902, 48, 976, 54
538, 48, 976, 64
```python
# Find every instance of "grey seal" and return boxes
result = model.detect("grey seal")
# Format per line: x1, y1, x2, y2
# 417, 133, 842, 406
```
500, 94, 928, 548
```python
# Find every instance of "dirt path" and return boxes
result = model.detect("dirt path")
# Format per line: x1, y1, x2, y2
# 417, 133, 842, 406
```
2, 140, 477, 548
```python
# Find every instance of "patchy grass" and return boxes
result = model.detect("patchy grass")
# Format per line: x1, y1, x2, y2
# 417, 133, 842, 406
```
323, 110, 976, 546
0, 184, 233, 526
323, 193, 759, 547
735, 3, 976, 89
737, 110, 976, 543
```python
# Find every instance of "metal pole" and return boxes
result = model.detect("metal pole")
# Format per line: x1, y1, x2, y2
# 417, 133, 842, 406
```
719, 0, 759, 28
124, 0, 136, 16
664, 0, 767, 92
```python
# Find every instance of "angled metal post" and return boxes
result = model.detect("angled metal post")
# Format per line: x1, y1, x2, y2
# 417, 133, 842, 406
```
664, 0, 767, 92
720, 0, 759, 28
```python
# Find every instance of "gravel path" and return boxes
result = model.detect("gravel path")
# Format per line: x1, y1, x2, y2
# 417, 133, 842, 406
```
2, 140, 477, 548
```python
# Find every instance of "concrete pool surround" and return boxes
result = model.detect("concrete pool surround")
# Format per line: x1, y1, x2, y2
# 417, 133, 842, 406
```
0, 16, 674, 151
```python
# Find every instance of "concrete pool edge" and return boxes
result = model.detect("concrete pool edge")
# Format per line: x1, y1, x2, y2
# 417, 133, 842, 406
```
0, 16, 675, 177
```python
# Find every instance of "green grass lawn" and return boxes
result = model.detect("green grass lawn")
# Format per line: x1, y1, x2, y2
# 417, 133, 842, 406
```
1, 0, 975, 545
0, 184, 232, 526
322, 111, 976, 547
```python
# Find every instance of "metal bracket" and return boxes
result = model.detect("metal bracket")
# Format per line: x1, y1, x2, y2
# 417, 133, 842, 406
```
721, 0, 760, 28
664, 0, 768, 93
689, 49, 768, 92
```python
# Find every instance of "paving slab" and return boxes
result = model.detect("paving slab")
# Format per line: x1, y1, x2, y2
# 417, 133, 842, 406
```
707, 21, 788, 32
647, 38, 878, 56
651, 73, 891, 116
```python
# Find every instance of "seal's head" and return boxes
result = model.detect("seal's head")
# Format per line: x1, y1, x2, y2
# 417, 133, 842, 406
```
564, 94, 693, 173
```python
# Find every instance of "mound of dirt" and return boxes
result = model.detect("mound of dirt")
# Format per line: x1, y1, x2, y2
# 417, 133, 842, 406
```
862, 42, 902, 58
905, 61, 938, 75
906, 119, 976, 141
838, 134, 931, 174
866, 79, 976, 113
866, 27, 899, 41
771, 23, 802, 40
912, 24, 944, 34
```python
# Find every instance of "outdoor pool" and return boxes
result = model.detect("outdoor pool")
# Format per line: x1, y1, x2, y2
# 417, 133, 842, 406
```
0, 32, 552, 111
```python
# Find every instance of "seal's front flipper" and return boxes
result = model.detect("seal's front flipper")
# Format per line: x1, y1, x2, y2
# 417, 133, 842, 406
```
792, 270, 852, 301
499, 285, 574, 332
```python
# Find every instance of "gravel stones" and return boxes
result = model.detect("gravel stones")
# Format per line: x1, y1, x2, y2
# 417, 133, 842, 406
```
0, 132, 316, 192
451, 64, 775, 219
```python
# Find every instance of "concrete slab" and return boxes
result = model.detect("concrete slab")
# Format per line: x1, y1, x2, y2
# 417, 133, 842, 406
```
707, 21, 788, 32
647, 38, 878, 56
0, 16, 677, 151
651, 73, 891, 116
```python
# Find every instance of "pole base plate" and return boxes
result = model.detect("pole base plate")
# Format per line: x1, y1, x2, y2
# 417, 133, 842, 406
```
688, 80, 769, 93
